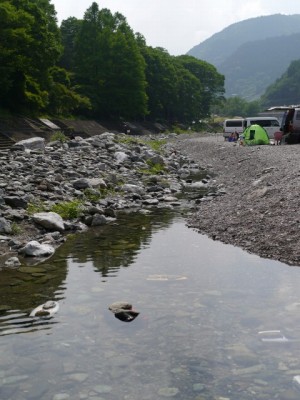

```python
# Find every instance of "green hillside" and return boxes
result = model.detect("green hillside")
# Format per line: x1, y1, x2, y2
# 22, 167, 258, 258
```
187, 14, 300, 99
188, 14, 300, 67
262, 59, 300, 107
221, 32, 300, 99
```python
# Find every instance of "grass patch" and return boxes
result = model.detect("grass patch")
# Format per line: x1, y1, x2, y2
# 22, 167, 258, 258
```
117, 135, 167, 154
51, 200, 83, 219
84, 187, 123, 202
27, 201, 47, 215
138, 160, 166, 175
142, 138, 167, 153
11, 222, 23, 236
50, 130, 68, 143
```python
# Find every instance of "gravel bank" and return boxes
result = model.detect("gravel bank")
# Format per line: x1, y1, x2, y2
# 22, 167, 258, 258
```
173, 133, 300, 266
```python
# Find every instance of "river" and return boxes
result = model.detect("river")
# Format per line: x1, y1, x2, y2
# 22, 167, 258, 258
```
1, 209, 300, 400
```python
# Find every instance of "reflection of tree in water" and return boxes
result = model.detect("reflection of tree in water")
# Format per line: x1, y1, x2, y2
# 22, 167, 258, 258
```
0, 258, 67, 335
64, 210, 177, 277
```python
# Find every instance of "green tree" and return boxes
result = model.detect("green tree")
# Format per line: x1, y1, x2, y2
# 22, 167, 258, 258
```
47, 66, 91, 115
60, 17, 82, 71
0, 0, 62, 112
176, 55, 225, 116
141, 46, 178, 121
215, 96, 261, 117
73, 3, 147, 119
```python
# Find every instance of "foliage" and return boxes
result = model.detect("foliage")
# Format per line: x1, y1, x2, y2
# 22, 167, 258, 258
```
0, 1, 225, 122
50, 130, 68, 142
27, 201, 47, 214
139, 160, 166, 175
11, 222, 22, 236
47, 66, 91, 115
84, 187, 122, 202
261, 60, 300, 107
73, 3, 148, 119
51, 200, 83, 219
0, 0, 62, 113
214, 96, 262, 117
141, 138, 167, 153
116, 135, 167, 153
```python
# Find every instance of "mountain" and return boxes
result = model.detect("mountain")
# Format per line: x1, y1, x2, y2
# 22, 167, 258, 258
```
187, 14, 300, 99
261, 59, 300, 107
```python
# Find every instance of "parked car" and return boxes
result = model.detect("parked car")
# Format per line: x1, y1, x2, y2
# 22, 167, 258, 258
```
223, 116, 280, 140
280, 107, 300, 144
244, 117, 280, 139
223, 119, 245, 139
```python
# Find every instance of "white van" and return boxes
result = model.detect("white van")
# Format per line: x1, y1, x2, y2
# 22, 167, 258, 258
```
223, 119, 245, 139
244, 116, 280, 139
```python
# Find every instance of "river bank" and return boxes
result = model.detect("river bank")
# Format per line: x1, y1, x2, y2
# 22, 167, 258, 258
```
1, 131, 299, 268
0, 132, 212, 267
173, 133, 300, 266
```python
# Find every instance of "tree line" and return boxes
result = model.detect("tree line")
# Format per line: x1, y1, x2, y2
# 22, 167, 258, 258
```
0, 0, 225, 124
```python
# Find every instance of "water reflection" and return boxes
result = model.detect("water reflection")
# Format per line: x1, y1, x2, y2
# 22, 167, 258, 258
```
60, 209, 177, 275
1, 210, 300, 399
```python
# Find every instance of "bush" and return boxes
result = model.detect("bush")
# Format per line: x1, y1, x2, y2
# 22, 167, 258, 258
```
51, 200, 83, 219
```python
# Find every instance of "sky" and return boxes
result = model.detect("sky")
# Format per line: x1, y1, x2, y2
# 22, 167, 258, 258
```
52, 0, 300, 56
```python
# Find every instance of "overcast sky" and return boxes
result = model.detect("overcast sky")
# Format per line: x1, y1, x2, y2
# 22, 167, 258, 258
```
52, 0, 300, 55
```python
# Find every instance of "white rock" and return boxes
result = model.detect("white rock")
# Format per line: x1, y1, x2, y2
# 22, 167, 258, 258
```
33, 212, 65, 231
22, 240, 55, 257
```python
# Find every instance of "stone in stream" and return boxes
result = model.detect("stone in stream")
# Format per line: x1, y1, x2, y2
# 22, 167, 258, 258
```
108, 301, 139, 322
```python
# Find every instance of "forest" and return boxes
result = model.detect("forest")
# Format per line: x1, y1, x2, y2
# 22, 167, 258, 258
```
0, 0, 225, 124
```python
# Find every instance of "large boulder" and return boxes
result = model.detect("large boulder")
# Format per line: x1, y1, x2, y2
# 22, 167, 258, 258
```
13, 137, 45, 151
32, 212, 65, 232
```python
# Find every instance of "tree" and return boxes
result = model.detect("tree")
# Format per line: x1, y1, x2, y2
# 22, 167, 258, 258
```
47, 66, 91, 115
0, 0, 62, 112
60, 17, 82, 71
176, 55, 225, 116
72, 3, 147, 119
141, 46, 179, 121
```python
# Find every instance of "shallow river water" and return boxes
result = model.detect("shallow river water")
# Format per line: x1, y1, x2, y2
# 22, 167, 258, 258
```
1, 210, 300, 400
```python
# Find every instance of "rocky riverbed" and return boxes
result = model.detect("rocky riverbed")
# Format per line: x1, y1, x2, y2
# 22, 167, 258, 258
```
1, 131, 299, 268
172, 133, 300, 267
0, 132, 214, 267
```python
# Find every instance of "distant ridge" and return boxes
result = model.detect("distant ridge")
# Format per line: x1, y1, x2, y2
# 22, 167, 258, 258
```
187, 14, 300, 99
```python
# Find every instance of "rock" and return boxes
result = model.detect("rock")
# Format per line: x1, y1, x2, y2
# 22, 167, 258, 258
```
4, 257, 21, 268
157, 387, 179, 397
21, 240, 55, 257
4, 196, 28, 209
72, 178, 92, 190
91, 214, 108, 226
0, 217, 12, 234
108, 301, 139, 322
13, 137, 45, 151
114, 151, 128, 163
32, 212, 65, 232
30, 301, 59, 317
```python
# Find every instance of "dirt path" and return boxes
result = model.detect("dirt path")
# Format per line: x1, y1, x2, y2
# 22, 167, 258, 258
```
173, 133, 300, 266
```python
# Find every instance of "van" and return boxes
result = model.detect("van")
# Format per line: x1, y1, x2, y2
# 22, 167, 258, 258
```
280, 107, 300, 144
223, 119, 245, 139
244, 117, 280, 139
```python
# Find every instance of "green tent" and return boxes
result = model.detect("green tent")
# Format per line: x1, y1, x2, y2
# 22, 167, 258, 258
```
243, 124, 270, 145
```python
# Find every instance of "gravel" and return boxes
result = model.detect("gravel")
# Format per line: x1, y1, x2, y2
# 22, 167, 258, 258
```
172, 133, 300, 266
